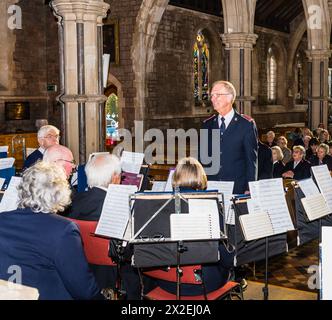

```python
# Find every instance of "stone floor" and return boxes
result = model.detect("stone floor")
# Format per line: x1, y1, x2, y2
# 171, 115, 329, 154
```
246, 240, 319, 294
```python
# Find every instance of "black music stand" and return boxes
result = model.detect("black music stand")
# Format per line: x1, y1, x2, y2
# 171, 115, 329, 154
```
129, 190, 226, 300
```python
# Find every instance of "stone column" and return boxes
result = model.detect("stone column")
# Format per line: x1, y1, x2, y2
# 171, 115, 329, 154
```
306, 49, 331, 129
221, 33, 257, 116
51, 0, 109, 164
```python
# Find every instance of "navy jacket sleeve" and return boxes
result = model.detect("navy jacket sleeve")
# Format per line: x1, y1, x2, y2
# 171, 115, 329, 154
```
243, 121, 258, 187
54, 222, 100, 300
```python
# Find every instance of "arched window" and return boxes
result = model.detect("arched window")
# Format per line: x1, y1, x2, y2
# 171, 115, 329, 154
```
194, 31, 209, 106
105, 93, 119, 139
267, 48, 277, 103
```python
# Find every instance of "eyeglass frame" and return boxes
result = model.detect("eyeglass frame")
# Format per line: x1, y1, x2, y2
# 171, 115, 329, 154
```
42, 134, 60, 140
210, 92, 232, 99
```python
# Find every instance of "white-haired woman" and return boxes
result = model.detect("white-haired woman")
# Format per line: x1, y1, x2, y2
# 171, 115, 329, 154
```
0, 161, 100, 300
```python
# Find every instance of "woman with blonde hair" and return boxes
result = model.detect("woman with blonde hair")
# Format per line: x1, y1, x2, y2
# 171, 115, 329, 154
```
271, 146, 285, 178
153, 157, 235, 296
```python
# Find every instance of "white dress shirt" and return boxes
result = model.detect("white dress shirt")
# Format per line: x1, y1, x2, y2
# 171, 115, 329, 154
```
218, 108, 235, 130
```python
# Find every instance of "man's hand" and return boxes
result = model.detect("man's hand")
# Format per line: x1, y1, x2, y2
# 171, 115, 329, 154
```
282, 170, 294, 178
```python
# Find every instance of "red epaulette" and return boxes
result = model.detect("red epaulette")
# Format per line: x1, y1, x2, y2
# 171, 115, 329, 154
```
203, 113, 217, 123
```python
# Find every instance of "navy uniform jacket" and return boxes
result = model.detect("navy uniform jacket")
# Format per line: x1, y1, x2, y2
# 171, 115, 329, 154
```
201, 110, 258, 194
258, 141, 273, 180
67, 187, 106, 221
0, 208, 100, 300
23, 149, 43, 170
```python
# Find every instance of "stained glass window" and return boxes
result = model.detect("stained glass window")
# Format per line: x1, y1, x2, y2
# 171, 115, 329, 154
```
267, 48, 277, 102
194, 31, 209, 106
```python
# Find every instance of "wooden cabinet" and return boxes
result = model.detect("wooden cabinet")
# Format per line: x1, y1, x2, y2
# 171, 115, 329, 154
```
0, 132, 38, 169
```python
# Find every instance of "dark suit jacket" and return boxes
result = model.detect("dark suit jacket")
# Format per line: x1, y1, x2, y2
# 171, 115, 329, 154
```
258, 142, 273, 180
201, 110, 258, 194
293, 137, 305, 147
23, 149, 43, 170
0, 208, 100, 300
308, 155, 332, 171
67, 187, 106, 221
282, 159, 312, 181
273, 161, 285, 178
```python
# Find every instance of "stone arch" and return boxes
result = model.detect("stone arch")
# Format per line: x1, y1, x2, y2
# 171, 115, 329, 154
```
106, 73, 125, 129
266, 39, 288, 106
131, 0, 169, 123
302, 0, 331, 51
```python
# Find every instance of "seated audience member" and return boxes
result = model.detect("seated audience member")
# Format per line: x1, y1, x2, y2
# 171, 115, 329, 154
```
271, 146, 285, 178
265, 131, 277, 147
309, 143, 332, 171
319, 129, 330, 144
67, 153, 121, 221
303, 135, 311, 152
23, 125, 60, 170
305, 137, 320, 161
0, 161, 100, 300
282, 145, 311, 181
43, 144, 76, 179
277, 136, 291, 163
293, 127, 313, 147
258, 141, 272, 180
154, 157, 235, 296
328, 141, 332, 156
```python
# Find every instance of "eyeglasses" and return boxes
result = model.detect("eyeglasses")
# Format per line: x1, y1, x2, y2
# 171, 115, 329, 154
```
210, 93, 232, 99
56, 159, 76, 166
43, 134, 60, 140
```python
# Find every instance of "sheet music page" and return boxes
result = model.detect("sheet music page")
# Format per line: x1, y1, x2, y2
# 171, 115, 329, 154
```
120, 151, 144, 174
0, 146, 9, 153
298, 178, 320, 197
311, 165, 332, 212
321, 227, 332, 300
0, 177, 22, 213
170, 212, 219, 241
164, 169, 175, 192
249, 178, 294, 234
239, 212, 274, 241
246, 198, 264, 215
0, 158, 15, 170
0, 178, 5, 190
301, 194, 330, 221
207, 181, 234, 225
151, 181, 166, 192
95, 184, 137, 239
188, 199, 220, 237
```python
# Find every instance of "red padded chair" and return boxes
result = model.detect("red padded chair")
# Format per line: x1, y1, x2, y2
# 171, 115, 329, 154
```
143, 265, 243, 300
67, 218, 116, 266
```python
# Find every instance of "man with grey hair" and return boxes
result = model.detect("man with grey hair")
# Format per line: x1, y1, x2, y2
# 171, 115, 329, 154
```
23, 124, 60, 170
67, 153, 121, 221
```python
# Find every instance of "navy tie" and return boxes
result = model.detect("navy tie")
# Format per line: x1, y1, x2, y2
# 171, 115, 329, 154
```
220, 117, 226, 135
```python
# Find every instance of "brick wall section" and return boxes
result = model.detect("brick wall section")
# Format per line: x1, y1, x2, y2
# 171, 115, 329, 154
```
145, 5, 224, 131
105, 0, 142, 129
0, 0, 59, 133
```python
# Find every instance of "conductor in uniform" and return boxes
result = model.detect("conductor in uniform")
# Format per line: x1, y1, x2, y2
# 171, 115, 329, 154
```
200, 80, 258, 194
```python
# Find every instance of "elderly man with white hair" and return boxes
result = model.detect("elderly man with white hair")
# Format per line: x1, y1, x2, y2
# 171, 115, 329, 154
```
67, 153, 121, 221
23, 124, 60, 170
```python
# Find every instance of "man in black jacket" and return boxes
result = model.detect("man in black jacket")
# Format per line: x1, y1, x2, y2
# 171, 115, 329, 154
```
282, 145, 311, 181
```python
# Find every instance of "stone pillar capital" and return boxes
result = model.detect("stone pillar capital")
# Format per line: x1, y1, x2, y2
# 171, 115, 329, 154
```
221, 33, 258, 49
52, 0, 109, 23
305, 49, 332, 61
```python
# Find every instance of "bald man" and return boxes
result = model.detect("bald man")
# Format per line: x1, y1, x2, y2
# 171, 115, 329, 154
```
43, 144, 76, 178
